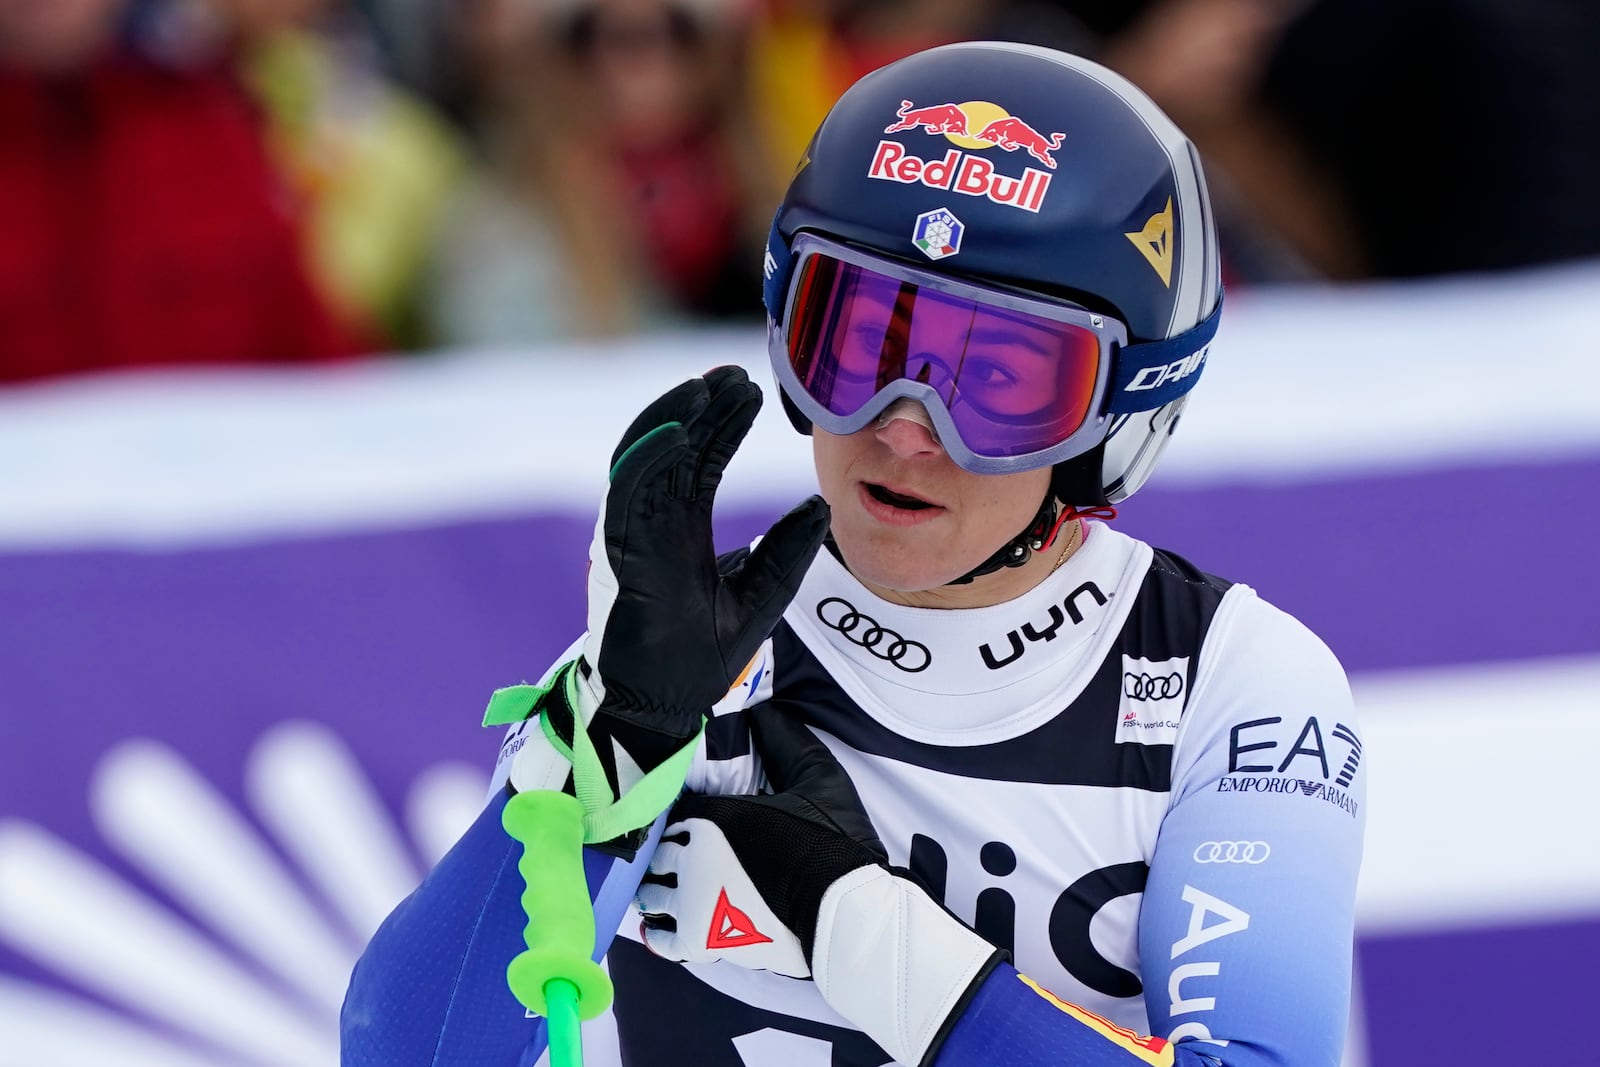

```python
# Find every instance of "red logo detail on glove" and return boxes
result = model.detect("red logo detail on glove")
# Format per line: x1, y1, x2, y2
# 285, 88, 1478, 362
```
706, 888, 774, 950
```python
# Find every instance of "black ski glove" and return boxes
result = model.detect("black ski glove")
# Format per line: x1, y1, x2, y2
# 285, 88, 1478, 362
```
492, 367, 830, 847
581, 366, 830, 757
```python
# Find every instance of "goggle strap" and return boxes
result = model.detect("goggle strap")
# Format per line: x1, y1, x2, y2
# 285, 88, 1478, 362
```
762, 215, 793, 322
1104, 294, 1224, 415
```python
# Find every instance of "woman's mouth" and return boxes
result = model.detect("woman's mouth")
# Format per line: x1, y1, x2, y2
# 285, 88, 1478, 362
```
867, 484, 935, 509
859, 482, 945, 526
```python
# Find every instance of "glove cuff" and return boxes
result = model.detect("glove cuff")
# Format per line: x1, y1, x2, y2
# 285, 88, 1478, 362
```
485, 662, 590, 795
812, 866, 1002, 1067
494, 662, 700, 858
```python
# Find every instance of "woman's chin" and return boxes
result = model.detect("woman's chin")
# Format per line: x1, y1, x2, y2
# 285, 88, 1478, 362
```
836, 539, 974, 596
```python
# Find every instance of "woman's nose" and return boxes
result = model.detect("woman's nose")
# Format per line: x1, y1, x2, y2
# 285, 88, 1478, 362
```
873, 398, 943, 458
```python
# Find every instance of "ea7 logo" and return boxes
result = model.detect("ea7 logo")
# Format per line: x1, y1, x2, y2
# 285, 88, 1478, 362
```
1126, 347, 1208, 392
1219, 716, 1364, 818
1227, 716, 1363, 785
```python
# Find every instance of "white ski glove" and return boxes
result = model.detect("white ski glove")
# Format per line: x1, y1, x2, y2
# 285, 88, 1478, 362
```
635, 708, 1003, 1066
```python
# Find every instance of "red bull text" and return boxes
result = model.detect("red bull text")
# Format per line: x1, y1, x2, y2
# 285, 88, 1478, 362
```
868, 142, 1051, 213
871, 99, 1064, 212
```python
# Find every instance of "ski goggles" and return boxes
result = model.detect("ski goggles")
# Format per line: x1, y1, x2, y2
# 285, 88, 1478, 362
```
767, 232, 1220, 475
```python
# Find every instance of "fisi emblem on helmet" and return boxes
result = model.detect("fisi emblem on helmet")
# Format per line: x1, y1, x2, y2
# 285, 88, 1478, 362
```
912, 208, 964, 260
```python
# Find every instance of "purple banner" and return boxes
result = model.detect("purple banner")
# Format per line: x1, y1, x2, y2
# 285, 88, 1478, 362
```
1359, 921, 1592, 1065
2, 453, 1597, 1064
1116, 453, 1600, 671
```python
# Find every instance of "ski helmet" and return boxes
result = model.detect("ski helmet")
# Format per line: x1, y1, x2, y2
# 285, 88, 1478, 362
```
763, 41, 1223, 508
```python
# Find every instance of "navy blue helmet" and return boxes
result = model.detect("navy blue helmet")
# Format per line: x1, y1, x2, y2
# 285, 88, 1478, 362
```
764, 42, 1223, 506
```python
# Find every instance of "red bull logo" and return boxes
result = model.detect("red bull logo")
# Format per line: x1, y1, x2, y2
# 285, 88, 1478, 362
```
884, 99, 1066, 168
871, 99, 1066, 212
884, 101, 973, 138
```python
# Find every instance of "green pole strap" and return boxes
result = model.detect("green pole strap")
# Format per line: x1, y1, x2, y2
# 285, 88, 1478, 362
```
485, 663, 704, 845
565, 712, 701, 844
488, 659, 706, 1067
483, 673, 565, 729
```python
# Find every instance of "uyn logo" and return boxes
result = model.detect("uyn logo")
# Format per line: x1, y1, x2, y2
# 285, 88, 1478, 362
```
978, 582, 1106, 670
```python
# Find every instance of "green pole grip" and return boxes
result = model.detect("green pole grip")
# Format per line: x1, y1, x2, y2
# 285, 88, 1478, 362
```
501, 790, 614, 1026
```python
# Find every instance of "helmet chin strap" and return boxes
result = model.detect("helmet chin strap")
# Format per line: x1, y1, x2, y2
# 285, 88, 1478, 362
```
945, 494, 1117, 586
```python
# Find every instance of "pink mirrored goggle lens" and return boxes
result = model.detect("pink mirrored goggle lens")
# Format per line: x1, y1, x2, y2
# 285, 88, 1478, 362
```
786, 254, 1102, 458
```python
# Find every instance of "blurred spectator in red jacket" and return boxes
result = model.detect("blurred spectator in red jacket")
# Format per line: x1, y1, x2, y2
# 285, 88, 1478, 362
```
0, 0, 372, 384
163, 0, 468, 349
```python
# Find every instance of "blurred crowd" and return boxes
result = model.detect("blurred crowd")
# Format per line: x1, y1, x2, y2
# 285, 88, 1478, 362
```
2, 0, 1597, 383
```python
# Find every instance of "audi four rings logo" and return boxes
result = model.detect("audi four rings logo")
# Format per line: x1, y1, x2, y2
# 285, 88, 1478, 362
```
1123, 671, 1183, 700
815, 597, 932, 673
1193, 841, 1270, 864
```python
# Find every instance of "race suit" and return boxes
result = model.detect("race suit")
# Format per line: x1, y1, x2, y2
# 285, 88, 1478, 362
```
343, 522, 1365, 1067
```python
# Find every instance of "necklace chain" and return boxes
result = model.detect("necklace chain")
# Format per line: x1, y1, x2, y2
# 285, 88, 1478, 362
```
1048, 519, 1082, 574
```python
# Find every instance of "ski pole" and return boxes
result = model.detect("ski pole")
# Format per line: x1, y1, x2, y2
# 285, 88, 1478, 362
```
501, 789, 612, 1067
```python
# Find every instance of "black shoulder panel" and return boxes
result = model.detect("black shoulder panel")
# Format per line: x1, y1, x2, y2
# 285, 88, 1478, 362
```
1126, 547, 1234, 670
